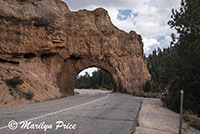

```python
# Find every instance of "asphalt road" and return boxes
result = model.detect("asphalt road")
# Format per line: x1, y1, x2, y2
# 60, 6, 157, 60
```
0, 89, 141, 134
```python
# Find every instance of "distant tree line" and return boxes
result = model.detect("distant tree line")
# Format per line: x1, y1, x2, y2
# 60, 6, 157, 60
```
75, 69, 113, 90
144, 0, 200, 116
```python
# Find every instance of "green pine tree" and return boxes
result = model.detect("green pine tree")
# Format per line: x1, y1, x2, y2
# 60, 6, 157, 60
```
165, 0, 200, 116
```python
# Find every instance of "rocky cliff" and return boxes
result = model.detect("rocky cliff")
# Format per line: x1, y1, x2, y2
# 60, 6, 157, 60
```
0, 0, 150, 107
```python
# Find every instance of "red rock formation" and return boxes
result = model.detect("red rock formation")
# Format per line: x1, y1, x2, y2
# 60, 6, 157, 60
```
0, 0, 150, 106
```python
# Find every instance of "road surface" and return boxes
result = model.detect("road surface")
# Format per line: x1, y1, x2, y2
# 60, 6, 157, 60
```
0, 89, 141, 134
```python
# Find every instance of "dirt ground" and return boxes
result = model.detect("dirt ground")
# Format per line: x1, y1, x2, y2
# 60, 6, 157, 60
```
134, 98, 200, 134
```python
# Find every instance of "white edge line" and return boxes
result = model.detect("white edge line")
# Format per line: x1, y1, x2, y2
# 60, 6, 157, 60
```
0, 93, 110, 130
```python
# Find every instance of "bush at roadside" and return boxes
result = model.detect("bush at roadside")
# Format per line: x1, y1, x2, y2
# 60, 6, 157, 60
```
132, 91, 162, 98
183, 112, 200, 130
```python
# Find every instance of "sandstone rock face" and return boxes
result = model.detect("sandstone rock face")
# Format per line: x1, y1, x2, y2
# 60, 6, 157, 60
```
0, 0, 150, 106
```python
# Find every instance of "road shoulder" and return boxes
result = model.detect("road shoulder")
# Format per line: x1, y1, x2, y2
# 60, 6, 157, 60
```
134, 98, 200, 134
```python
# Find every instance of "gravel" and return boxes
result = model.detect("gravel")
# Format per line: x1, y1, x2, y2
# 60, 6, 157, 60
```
134, 98, 200, 134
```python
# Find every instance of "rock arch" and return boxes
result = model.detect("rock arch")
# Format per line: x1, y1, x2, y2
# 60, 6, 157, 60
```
0, 0, 150, 95
58, 58, 119, 95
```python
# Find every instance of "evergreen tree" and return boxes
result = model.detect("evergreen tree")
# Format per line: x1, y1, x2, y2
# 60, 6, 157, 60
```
146, 47, 177, 93
164, 0, 200, 115
75, 69, 113, 90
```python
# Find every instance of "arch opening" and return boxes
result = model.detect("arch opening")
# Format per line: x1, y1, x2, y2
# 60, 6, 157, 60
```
75, 67, 115, 91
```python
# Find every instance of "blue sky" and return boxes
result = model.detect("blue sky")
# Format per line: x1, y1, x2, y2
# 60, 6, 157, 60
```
157, 36, 165, 42
117, 9, 138, 21
62, 0, 181, 75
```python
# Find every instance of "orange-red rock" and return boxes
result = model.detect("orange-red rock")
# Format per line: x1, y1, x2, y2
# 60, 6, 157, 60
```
0, 0, 150, 107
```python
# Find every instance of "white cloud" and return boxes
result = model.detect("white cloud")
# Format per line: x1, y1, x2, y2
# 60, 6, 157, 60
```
143, 38, 159, 55
79, 67, 98, 76
107, 8, 135, 32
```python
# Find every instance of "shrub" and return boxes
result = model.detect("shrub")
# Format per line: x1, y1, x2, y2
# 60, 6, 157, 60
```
162, 77, 200, 116
132, 91, 162, 98
25, 90, 34, 100
5, 76, 24, 88
144, 80, 151, 92
183, 112, 200, 130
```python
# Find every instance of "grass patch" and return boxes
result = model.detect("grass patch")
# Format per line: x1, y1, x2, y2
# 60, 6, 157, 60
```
132, 91, 162, 98
183, 112, 200, 130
